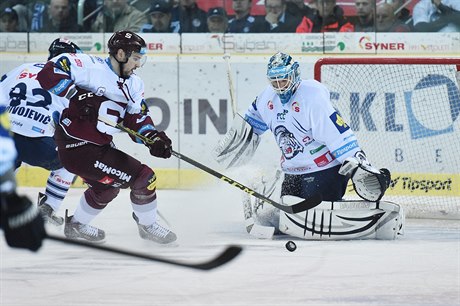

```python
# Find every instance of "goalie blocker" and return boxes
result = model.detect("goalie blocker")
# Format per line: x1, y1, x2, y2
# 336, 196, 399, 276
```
213, 114, 260, 169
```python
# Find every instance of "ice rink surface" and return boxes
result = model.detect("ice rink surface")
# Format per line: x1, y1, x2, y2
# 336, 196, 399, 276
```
1, 186, 459, 306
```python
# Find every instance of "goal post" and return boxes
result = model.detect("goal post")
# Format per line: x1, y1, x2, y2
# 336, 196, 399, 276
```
314, 57, 460, 219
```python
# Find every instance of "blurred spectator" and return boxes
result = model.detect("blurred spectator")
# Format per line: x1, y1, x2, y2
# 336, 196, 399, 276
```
0, 7, 19, 32
3, 0, 29, 31
413, 0, 460, 32
30, 0, 79, 32
141, 0, 179, 33
386, 0, 411, 23
129, 0, 151, 11
91, 0, 148, 32
170, 0, 180, 25
351, 0, 375, 32
285, 0, 316, 20
178, 0, 207, 33
296, 0, 354, 32
263, 0, 302, 32
228, 0, 265, 33
207, 7, 228, 33
376, 2, 411, 32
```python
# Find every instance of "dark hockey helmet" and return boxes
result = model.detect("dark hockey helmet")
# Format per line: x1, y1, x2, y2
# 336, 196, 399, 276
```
48, 38, 82, 60
108, 30, 147, 58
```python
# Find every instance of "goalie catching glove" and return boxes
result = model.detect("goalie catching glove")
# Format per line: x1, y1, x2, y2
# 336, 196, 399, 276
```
142, 130, 172, 159
339, 151, 391, 202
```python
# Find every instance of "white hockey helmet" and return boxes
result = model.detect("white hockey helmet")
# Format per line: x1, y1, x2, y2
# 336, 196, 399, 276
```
266, 52, 301, 104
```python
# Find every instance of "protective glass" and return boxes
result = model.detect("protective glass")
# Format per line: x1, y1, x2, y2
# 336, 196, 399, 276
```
129, 48, 147, 67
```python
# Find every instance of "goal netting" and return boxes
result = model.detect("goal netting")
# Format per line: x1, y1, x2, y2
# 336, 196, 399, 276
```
314, 58, 460, 219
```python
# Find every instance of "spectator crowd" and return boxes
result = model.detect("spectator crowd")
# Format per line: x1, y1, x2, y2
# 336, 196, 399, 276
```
1, 0, 459, 33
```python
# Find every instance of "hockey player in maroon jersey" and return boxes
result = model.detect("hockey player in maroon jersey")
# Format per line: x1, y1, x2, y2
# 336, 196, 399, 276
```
37, 30, 176, 244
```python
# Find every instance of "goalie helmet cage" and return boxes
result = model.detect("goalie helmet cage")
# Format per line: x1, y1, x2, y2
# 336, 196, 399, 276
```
314, 57, 460, 219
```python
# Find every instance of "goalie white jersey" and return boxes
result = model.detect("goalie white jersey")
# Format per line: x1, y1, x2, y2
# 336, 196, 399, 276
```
1, 63, 67, 137
244, 79, 362, 175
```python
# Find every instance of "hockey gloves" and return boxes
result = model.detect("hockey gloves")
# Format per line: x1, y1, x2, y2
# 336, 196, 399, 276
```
1, 192, 46, 252
339, 152, 391, 202
143, 130, 172, 159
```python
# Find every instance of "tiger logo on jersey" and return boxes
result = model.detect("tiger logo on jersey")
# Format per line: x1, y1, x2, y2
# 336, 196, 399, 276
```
329, 112, 349, 134
274, 125, 303, 160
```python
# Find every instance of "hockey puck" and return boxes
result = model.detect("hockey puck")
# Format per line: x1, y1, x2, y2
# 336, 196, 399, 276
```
285, 240, 297, 252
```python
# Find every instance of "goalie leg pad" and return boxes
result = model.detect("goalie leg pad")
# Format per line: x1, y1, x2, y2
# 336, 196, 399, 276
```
242, 193, 276, 239
241, 170, 282, 239
278, 200, 404, 240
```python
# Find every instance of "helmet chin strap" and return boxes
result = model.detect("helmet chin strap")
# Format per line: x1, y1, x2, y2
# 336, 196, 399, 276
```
114, 52, 130, 79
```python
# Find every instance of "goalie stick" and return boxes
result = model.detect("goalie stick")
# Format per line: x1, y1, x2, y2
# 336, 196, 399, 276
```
223, 53, 238, 117
47, 234, 242, 270
97, 116, 322, 214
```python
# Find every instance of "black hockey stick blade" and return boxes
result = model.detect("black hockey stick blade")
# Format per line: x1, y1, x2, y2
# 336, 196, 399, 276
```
46, 234, 242, 271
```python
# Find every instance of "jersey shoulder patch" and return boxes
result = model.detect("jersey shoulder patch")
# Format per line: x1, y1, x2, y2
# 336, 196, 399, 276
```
329, 112, 349, 134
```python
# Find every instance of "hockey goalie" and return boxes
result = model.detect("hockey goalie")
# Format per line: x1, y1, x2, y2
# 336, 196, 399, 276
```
214, 52, 404, 240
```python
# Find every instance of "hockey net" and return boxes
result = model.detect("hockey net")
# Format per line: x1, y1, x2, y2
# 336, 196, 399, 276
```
314, 58, 460, 219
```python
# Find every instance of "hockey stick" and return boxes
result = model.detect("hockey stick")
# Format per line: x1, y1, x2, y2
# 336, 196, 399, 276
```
97, 116, 322, 214
46, 234, 242, 270
223, 53, 238, 117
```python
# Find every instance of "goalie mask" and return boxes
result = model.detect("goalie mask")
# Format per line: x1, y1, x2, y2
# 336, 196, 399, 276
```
267, 52, 301, 105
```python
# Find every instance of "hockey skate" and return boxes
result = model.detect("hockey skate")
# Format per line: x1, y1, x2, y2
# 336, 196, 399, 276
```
132, 213, 177, 244
37, 192, 64, 226
64, 210, 105, 242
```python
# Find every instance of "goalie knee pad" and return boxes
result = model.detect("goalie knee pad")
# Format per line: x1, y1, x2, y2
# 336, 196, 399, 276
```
130, 165, 157, 205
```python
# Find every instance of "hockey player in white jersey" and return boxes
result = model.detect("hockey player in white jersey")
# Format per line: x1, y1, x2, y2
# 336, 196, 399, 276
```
0, 38, 80, 227
215, 52, 404, 240
36, 31, 176, 244
0, 77, 46, 252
